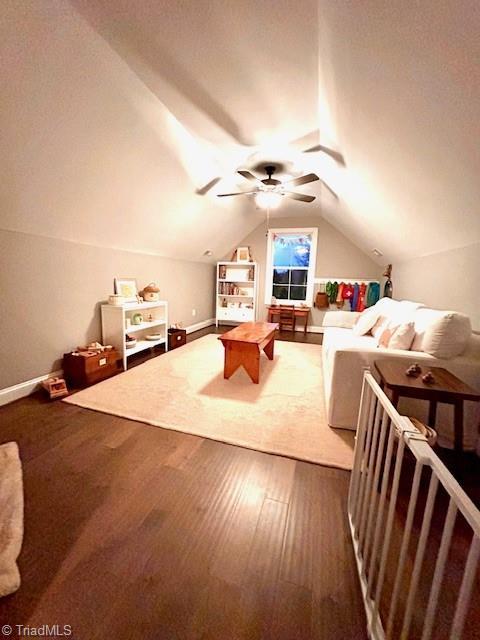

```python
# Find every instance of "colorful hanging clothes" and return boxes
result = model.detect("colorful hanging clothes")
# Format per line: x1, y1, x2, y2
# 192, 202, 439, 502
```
325, 281, 333, 303
336, 282, 345, 303
366, 282, 380, 307
332, 281, 338, 303
342, 283, 354, 301
326, 281, 338, 304
356, 283, 367, 312
351, 283, 359, 311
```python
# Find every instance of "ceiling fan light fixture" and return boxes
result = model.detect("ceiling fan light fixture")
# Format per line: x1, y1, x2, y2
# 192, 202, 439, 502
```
255, 190, 282, 209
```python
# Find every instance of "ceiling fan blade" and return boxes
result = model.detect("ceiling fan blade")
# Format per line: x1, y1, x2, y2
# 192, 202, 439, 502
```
238, 170, 263, 184
196, 177, 221, 195
283, 173, 319, 188
284, 191, 316, 203
320, 179, 339, 200
217, 190, 258, 197
304, 144, 346, 166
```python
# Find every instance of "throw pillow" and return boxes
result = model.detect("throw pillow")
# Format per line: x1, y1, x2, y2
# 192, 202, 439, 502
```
352, 305, 379, 336
421, 313, 471, 358
371, 315, 389, 340
378, 326, 394, 348
388, 322, 416, 350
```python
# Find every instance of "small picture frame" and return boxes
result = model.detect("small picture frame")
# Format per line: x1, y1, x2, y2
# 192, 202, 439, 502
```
114, 278, 138, 302
236, 247, 250, 263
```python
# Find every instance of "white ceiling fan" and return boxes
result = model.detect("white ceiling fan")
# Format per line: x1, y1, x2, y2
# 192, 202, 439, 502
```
217, 164, 320, 206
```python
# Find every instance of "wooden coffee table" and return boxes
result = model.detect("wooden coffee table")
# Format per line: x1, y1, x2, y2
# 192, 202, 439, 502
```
375, 360, 480, 451
218, 322, 278, 384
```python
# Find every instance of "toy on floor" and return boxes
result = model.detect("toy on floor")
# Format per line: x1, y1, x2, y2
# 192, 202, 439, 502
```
41, 377, 68, 400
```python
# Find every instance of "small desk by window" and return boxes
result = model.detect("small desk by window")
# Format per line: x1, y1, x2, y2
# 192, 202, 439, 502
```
266, 305, 310, 334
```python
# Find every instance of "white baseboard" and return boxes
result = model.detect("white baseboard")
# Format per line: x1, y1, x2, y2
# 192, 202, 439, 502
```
0, 369, 63, 407
184, 318, 215, 334
210, 319, 324, 334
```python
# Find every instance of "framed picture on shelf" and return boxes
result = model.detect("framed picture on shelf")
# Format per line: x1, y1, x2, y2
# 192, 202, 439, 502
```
114, 278, 138, 302
236, 247, 250, 263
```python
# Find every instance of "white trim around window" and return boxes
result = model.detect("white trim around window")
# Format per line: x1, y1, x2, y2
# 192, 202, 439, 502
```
264, 227, 318, 305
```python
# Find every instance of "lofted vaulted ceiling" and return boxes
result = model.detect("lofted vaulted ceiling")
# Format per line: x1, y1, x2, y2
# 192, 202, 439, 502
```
1, 0, 479, 263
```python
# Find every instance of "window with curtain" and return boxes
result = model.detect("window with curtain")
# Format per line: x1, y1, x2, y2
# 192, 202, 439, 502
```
265, 229, 318, 304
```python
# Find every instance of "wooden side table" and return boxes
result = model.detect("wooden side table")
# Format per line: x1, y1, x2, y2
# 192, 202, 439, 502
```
374, 360, 480, 451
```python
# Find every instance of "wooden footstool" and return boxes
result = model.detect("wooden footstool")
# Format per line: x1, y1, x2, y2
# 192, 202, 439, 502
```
219, 322, 278, 384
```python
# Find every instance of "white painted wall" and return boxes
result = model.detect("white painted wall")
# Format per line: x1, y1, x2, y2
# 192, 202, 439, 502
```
395, 243, 480, 331
227, 214, 382, 327
0, 230, 215, 389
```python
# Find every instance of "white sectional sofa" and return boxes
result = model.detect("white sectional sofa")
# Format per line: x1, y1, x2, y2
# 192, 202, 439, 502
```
322, 298, 480, 451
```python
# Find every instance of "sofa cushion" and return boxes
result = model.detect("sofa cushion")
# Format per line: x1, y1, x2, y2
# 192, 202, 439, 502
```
323, 310, 361, 329
354, 298, 424, 339
388, 321, 416, 350
352, 305, 379, 336
411, 309, 472, 358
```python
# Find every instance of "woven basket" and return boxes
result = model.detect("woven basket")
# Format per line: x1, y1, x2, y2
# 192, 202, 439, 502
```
408, 417, 437, 447
314, 291, 328, 309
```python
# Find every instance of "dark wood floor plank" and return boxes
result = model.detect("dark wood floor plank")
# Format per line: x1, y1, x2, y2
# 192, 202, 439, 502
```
210, 452, 273, 587
280, 462, 319, 590
264, 455, 297, 504
310, 474, 367, 639
269, 580, 313, 640
198, 576, 245, 640
233, 498, 290, 639
0, 326, 367, 639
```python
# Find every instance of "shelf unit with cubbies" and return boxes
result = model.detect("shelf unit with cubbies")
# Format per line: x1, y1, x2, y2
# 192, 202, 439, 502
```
216, 262, 258, 326
101, 300, 168, 370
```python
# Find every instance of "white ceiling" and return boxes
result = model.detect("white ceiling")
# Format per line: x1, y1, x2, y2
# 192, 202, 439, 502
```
1, 0, 479, 263
315, 0, 480, 262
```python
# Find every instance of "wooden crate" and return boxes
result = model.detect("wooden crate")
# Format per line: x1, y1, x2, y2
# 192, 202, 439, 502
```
63, 349, 121, 387
168, 328, 187, 351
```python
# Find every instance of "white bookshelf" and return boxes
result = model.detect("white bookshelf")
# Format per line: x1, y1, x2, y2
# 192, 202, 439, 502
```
101, 300, 168, 370
216, 262, 258, 327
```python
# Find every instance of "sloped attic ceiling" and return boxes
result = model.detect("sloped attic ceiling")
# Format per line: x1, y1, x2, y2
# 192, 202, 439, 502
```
0, 0, 325, 263
1, 1, 478, 263
315, 0, 480, 262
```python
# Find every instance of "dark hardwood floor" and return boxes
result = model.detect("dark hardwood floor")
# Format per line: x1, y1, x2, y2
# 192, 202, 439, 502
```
0, 326, 367, 639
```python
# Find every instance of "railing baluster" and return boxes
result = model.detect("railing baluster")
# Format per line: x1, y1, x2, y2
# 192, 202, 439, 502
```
386, 459, 424, 638
358, 397, 383, 554
353, 389, 377, 529
421, 498, 458, 640
449, 536, 480, 640
348, 372, 480, 640
400, 473, 439, 639
366, 415, 396, 599
371, 435, 406, 633
364, 407, 389, 568
349, 377, 371, 517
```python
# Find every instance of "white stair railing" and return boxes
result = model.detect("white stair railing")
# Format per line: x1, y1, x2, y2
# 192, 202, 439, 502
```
349, 371, 480, 640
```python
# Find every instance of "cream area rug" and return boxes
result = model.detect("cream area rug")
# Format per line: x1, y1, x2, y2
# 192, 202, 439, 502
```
0, 441, 23, 597
64, 335, 354, 469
